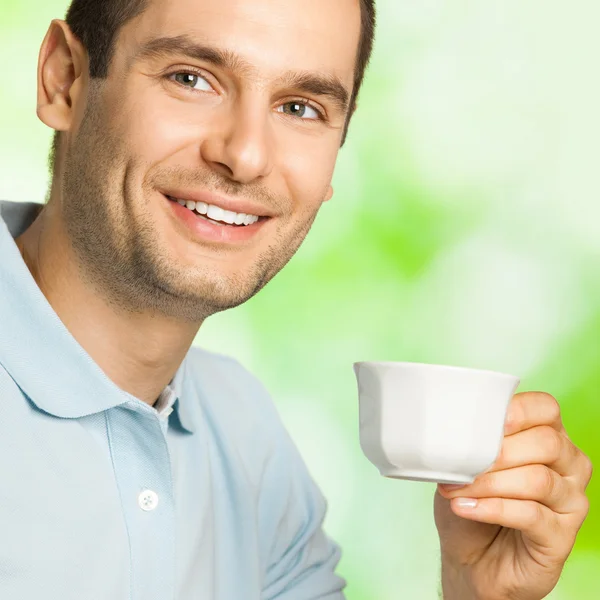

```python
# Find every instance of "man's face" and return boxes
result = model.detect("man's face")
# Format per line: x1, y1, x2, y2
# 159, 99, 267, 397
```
60, 0, 361, 321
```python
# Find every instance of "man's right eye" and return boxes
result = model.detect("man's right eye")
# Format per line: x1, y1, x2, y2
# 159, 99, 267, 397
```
170, 72, 212, 92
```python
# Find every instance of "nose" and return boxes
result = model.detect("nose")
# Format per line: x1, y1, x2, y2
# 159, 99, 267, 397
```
200, 99, 274, 184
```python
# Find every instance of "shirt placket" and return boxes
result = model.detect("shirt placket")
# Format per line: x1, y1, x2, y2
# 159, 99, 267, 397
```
106, 402, 176, 600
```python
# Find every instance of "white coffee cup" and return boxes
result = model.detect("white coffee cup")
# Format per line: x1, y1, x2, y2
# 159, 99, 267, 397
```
353, 361, 520, 484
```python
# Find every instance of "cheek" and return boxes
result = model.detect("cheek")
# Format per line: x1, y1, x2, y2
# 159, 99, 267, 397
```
279, 141, 337, 213
117, 88, 211, 165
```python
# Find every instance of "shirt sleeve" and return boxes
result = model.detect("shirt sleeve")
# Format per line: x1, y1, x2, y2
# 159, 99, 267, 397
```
258, 408, 347, 600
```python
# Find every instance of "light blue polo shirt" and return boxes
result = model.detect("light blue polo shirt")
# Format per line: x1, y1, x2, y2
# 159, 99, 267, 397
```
0, 201, 345, 600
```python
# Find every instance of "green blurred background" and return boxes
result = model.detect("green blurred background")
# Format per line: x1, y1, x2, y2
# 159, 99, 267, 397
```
1, 1, 598, 598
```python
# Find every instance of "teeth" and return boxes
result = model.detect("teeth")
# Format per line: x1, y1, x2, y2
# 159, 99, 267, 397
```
171, 196, 260, 226
207, 205, 225, 222
220, 210, 235, 224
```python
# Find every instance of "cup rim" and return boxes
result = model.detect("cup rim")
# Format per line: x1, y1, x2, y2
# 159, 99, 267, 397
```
352, 361, 519, 381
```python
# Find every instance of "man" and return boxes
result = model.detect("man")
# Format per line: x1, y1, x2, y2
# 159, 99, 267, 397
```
0, 0, 592, 598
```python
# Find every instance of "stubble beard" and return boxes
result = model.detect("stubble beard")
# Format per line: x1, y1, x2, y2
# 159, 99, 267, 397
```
59, 97, 319, 323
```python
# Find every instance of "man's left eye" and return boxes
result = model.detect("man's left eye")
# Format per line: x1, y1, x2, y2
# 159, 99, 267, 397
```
277, 102, 322, 120
171, 72, 212, 91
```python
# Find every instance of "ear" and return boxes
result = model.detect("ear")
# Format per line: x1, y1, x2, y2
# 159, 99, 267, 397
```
37, 20, 88, 133
324, 184, 334, 202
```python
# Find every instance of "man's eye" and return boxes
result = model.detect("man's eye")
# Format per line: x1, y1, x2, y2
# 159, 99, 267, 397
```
277, 101, 322, 121
171, 72, 212, 91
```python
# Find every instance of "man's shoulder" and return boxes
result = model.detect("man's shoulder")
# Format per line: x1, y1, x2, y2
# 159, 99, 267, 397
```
184, 345, 272, 405
183, 345, 297, 487
183, 345, 284, 437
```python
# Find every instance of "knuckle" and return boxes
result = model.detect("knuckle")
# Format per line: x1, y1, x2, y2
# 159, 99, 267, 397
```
523, 500, 543, 529
533, 464, 557, 499
539, 425, 562, 463
511, 394, 525, 420
578, 495, 591, 520
569, 495, 591, 532
544, 393, 561, 421
582, 454, 594, 483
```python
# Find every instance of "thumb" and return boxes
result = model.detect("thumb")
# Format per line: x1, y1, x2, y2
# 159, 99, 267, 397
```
434, 487, 500, 565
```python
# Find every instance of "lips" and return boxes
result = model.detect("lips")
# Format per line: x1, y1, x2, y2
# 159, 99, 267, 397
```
163, 192, 269, 244
165, 194, 261, 227
160, 187, 275, 219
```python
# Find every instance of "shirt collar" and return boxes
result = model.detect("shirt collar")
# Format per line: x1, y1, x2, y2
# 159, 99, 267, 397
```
170, 356, 196, 433
0, 202, 194, 433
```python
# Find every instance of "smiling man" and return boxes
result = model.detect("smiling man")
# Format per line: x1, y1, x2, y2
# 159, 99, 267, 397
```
0, 0, 592, 599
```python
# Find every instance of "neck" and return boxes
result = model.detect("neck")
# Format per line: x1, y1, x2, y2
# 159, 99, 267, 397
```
15, 201, 201, 406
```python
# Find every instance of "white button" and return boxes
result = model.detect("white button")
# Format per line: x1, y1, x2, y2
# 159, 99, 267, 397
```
138, 489, 159, 511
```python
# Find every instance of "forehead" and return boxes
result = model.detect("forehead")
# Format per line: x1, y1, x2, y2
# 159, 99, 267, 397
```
121, 0, 361, 85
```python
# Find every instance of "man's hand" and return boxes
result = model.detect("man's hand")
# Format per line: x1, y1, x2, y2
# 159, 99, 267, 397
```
434, 392, 593, 600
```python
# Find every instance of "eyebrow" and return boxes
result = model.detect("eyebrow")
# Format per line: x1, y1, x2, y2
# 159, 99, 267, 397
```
274, 71, 350, 115
133, 35, 351, 115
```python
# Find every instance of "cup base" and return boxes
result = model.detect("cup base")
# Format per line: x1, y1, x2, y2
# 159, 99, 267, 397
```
380, 468, 475, 485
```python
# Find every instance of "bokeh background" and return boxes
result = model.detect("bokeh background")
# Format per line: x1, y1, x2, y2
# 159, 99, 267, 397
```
1, 0, 598, 598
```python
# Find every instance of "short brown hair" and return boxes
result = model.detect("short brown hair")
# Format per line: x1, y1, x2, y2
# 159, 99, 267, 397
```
49, 0, 376, 170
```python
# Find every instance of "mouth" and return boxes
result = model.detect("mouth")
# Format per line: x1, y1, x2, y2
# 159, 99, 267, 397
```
163, 194, 270, 228
161, 192, 272, 245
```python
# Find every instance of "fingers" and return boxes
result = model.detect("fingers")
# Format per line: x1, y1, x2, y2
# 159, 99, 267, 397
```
437, 390, 594, 566
496, 392, 594, 488
492, 425, 581, 479
505, 392, 564, 435
440, 465, 578, 514
447, 496, 585, 558
580, 451, 594, 491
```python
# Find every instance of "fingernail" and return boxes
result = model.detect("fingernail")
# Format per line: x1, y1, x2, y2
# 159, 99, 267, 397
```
455, 498, 478, 509
440, 484, 467, 491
